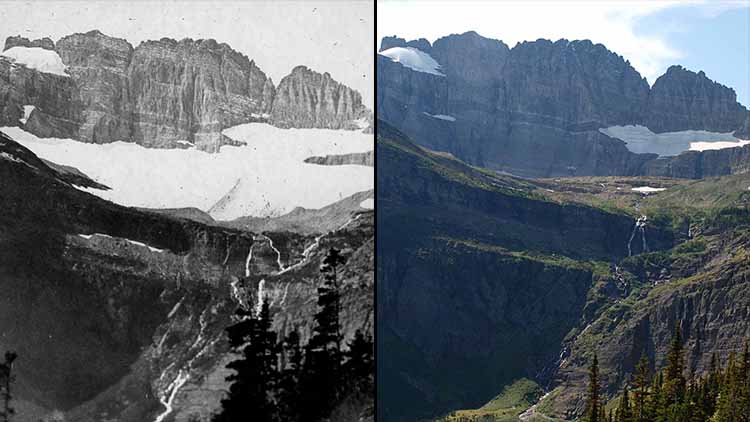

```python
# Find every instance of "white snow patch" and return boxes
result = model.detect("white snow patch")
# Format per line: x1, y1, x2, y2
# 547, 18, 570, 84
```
175, 140, 193, 147
379, 47, 446, 76
1, 47, 68, 76
3, 123, 373, 220
359, 198, 374, 209
422, 112, 456, 122
631, 186, 666, 194
77, 233, 164, 252
353, 117, 370, 130
690, 140, 750, 152
600, 125, 748, 156
20, 105, 35, 124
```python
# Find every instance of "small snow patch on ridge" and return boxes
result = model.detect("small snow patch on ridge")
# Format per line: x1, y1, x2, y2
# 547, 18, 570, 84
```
423, 112, 456, 122
359, 198, 374, 209
632, 186, 666, 194
1, 47, 68, 76
20, 105, 35, 124
379, 47, 445, 76
78, 233, 164, 253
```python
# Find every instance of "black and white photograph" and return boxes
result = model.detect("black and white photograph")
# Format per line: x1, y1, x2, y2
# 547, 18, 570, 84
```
0, 1, 373, 421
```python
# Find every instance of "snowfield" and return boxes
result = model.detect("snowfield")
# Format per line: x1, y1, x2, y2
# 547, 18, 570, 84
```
2, 124, 373, 220
379, 47, 446, 76
359, 198, 374, 209
1, 47, 68, 76
600, 125, 749, 156
632, 186, 666, 194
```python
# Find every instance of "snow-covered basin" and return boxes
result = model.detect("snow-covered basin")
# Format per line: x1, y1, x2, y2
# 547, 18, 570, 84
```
379, 46, 445, 76
600, 125, 750, 156
2, 124, 373, 220
1, 46, 68, 76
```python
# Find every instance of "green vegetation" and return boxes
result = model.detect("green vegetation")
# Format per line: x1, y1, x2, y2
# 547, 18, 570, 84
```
438, 379, 543, 422
584, 329, 750, 422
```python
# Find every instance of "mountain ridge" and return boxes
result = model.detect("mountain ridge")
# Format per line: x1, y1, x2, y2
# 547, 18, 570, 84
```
0, 31, 372, 151
378, 32, 749, 179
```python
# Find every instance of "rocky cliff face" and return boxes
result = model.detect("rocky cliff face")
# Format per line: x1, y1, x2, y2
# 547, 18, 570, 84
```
0, 31, 369, 152
377, 121, 750, 422
642, 144, 750, 179
378, 33, 749, 178
376, 122, 676, 422
270, 65, 368, 130
0, 130, 373, 422
645, 65, 748, 133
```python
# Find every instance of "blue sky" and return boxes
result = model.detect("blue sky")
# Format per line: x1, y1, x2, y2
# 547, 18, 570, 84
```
379, 1, 749, 107
635, 4, 749, 106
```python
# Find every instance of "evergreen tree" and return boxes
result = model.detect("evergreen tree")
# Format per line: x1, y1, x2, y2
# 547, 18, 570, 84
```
714, 352, 739, 422
277, 330, 304, 422
343, 330, 374, 397
657, 326, 686, 422
632, 354, 651, 422
0, 351, 17, 422
586, 353, 603, 422
213, 302, 279, 422
299, 247, 348, 421
616, 385, 633, 422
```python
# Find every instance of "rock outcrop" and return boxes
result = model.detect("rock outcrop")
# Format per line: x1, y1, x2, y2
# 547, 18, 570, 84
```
642, 143, 750, 178
4, 35, 55, 51
0, 31, 370, 152
376, 122, 675, 422
270, 65, 368, 130
378, 33, 749, 178
644, 65, 748, 133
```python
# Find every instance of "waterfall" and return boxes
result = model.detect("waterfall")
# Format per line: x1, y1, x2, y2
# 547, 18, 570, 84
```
244, 243, 255, 277
154, 370, 189, 422
255, 279, 266, 315
628, 215, 648, 256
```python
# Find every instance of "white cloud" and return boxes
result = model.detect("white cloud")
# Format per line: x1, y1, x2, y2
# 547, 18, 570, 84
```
377, 0, 708, 84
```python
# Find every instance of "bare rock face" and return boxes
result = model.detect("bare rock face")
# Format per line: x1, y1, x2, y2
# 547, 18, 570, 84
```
645, 65, 748, 133
270, 65, 368, 130
642, 143, 750, 178
0, 56, 82, 137
378, 33, 749, 178
4, 35, 55, 51
56, 30, 134, 143
128, 37, 274, 151
0, 31, 369, 152
377, 34, 654, 177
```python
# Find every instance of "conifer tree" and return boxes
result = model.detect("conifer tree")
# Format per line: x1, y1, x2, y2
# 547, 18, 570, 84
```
0, 351, 17, 422
277, 330, 304, 422
657, 326, 686, 422
343, 330, 374, 397
632, 354, 651, 422
616, 385, 633, 422
299, 247, 348, 421
213, 302, 279, 422
586, 353, 602, 422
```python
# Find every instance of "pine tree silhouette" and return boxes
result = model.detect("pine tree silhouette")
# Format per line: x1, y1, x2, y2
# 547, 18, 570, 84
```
0, 351, 16, 422
586, 353, 602, 422
299, 247, 348, 421
213, 302, 278, 422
